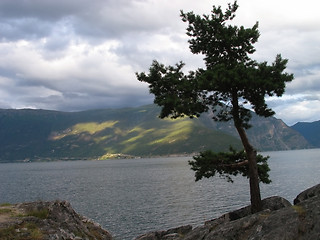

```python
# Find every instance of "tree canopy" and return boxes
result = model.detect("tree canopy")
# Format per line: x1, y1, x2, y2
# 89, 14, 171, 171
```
136, 1, 293, 213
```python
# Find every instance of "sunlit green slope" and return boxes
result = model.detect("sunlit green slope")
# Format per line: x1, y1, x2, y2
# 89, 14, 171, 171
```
0, 105, 241, 162
47, 105, 242, 159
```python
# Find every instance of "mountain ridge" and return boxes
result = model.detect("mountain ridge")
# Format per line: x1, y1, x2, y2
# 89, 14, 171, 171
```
291, 120, 320, 147
0, 104, 312, 162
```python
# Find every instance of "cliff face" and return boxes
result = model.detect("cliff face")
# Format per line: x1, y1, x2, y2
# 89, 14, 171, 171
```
200, 112, 311, 151
136, 183, 320, 240
0, 200, 112, 240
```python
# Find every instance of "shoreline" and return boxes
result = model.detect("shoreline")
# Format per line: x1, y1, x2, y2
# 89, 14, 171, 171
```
1, 183, 320, 239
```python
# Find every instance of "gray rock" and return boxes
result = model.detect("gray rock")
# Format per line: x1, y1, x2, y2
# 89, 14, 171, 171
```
294, 183, 320, 204
135, 225, 192, 240
135, 183, 320, 240
0, 200, 112, 240
205, 196, 291, 225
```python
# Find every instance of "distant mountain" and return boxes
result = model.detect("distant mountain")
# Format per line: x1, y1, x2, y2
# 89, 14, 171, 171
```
0, 104, 311, 162
0, 105, 241, 162
200, 112, 311, 151
291, 120, 320, 147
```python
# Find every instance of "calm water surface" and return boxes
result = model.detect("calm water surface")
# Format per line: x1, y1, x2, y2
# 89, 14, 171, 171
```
0, 148, 319, 239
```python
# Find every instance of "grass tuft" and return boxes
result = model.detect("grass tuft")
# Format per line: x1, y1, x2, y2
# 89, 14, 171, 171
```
0, 203, 12, 207
292, 205, 306, 217
26, 208, 49, 219
0, 208, 12, 214
0, 223, 43, 240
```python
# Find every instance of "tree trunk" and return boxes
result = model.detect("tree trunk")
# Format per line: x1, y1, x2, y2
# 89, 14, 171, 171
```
235, 124, 262, 213
231, 91, 262, 213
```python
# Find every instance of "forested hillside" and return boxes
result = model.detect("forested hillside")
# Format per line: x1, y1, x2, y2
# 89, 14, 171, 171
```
0, 104, 311, 162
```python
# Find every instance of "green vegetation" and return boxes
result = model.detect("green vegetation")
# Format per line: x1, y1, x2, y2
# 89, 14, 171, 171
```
292, 205, 306, 217
0, 105, 244, 162
52, 121, 118, 140
0, 226, 19, 240
0, 206, 48, 239
99, 116, 241, 157
0, 203, 12, 207
26, 208, 49, 219
0, 208, 12, 214
0, 203, 13, 215
189, 147, 271, 183
0, 223, 43, 240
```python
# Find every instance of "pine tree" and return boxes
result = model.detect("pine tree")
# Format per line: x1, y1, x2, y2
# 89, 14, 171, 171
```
136, 1, 293, 213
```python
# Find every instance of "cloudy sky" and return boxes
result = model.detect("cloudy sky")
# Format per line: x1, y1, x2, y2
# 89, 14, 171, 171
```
0, 0, 319, 125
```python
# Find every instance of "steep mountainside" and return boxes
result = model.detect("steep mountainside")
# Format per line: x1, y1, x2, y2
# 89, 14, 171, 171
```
199, 112, 311, 151
0, 104, 312, 162
291, 120, 320, 147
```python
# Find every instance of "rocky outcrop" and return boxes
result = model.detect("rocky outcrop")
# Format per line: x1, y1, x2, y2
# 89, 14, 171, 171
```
136, 183, 320, 240
294, 183, 320, 204
0, 200, 112, 240
1, 184, 320, 240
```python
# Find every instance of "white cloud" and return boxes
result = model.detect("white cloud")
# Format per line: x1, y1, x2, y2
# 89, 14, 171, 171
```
274, 98, 320, 125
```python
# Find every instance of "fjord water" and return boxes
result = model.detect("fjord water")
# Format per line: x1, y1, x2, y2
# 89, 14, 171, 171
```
1, 149, 319, 239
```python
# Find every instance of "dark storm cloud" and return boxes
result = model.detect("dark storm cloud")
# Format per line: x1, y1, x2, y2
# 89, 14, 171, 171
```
0, 18, 51, 40
0, 0, 319, 125
0, 0, 178, 41
0, 0, 80, 41
0, 0, 89, 22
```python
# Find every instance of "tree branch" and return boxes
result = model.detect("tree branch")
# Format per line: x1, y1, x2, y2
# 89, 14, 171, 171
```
223, 159, 248, 168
